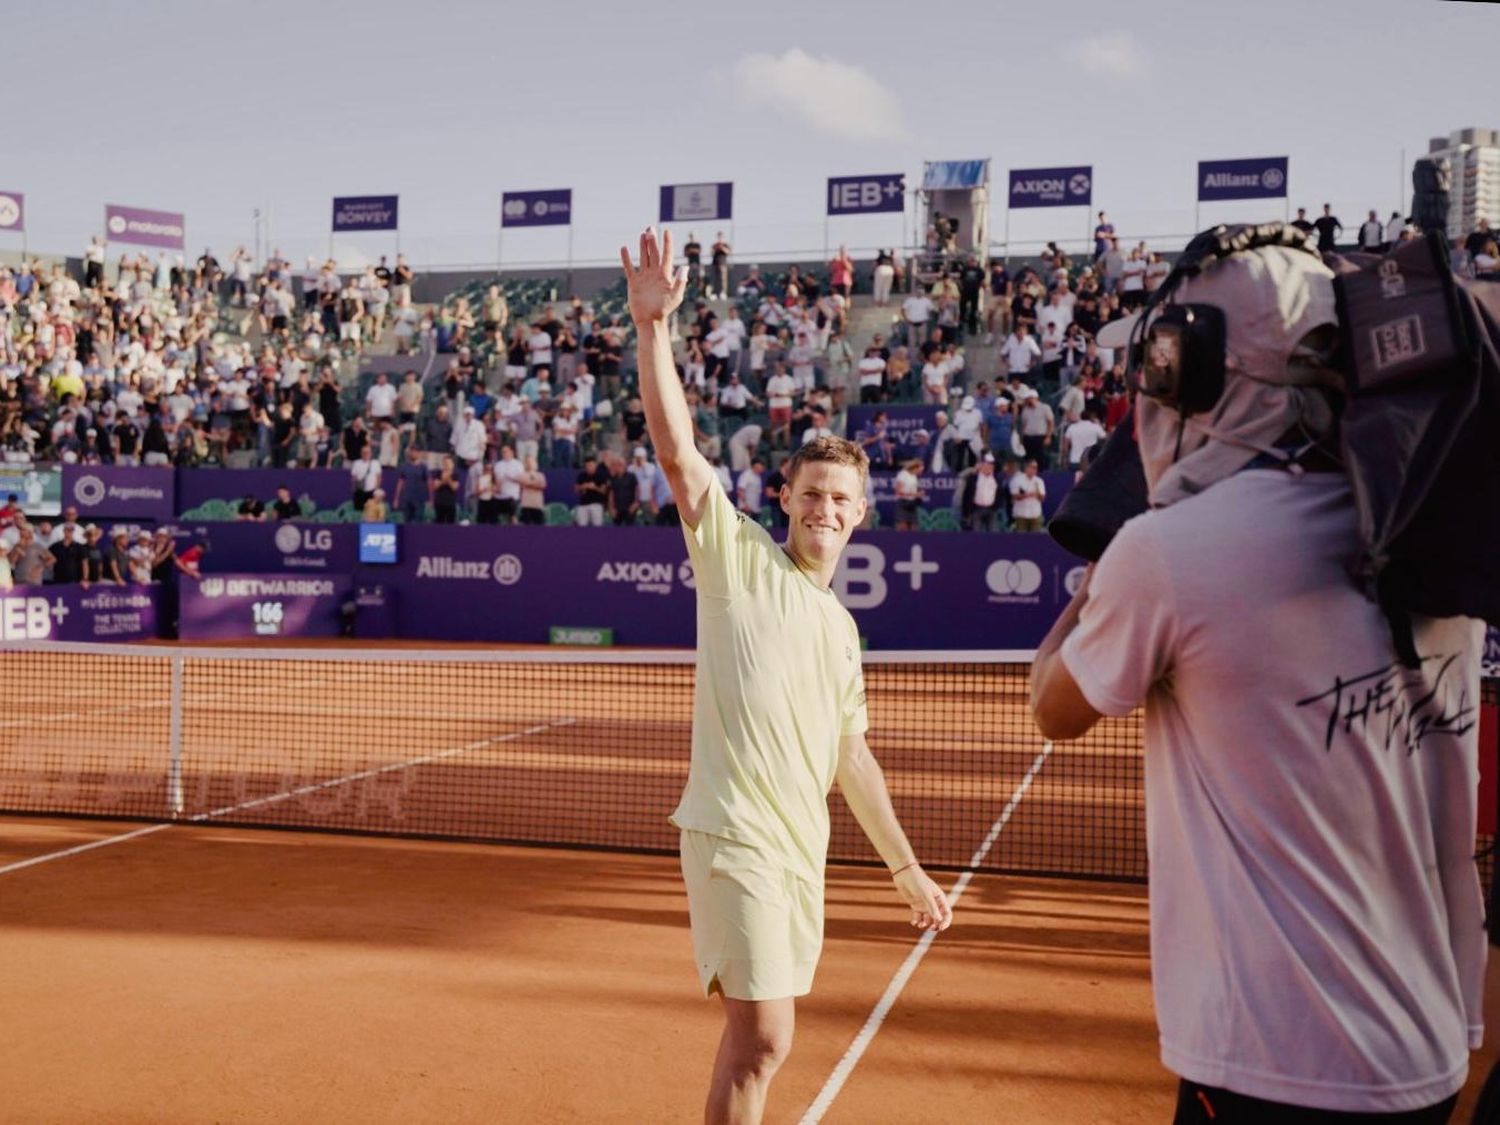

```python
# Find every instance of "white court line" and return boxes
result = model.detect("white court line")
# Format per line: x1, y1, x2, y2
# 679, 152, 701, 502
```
798, 741, 1055, 1125
0, 716, 576, 877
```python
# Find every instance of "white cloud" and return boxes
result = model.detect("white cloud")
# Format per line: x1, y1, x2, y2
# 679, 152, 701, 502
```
1070, 32, 1147, 79
732, 49, 908, 142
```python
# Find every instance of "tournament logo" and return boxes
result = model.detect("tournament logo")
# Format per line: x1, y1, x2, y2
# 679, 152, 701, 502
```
492, 553, 523, 585
73, 474, 106, 506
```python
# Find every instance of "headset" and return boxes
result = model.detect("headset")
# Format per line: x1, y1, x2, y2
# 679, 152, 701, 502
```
1122, 222, 1325, 416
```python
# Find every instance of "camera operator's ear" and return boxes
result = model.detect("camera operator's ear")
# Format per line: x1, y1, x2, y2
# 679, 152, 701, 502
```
1047, 411, 1149, 562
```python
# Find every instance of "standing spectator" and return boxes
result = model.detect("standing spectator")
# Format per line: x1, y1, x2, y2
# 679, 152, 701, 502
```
349, 443, 382, 512
127, 531, 154, 584
574, 454, 610, 526
552, 400, 581, 468
1017, 390, 1055, 467
828, 247, 854, 300
517, 455, 547, 525
1358, 210, 1384, 252
49, 523, 86, 583
736, 457, 765, 520
958, 255, 985, 336
451, 405, 488, 471
872, 248, 896, 307
892, 459, 925, 531
84, 236, 105, 289
394, 444, 429, 524
471, 462, 501, 524
961, 454, 1003, 531
1092, 212, 1115, 261
1291, 207, 1314, 235
430, 456, 460, 524
1119, 248, 1148, 310
1001, 323, 1042, 379
1385, 211, 1406, 250
396, 371, 423, 430
921, 348, 950, 405
857, 347, 887, 404
683, 232, 703, 296
762, 460, 787, 528
493, 445, 524, 524
80, 525, 106, 587
900, 286, 934, 346
391, 255, 414, 306
1008, 459, 1046, 531
764, 364, 797, 450
423, 403, 453, 470
1314, 204, 1343, 253
1063, 407, 1107, 469
365, 372, 397, 425
608, 455, 639, 525
709, 231, 731, 298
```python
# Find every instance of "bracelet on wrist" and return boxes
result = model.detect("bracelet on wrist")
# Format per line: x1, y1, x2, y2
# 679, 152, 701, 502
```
889, 860, 919, 877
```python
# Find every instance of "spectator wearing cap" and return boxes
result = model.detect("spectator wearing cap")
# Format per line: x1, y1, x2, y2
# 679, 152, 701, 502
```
451, 405, 488, 470
951, 395, 985, 472
127, 531, 154, 584
961, 453, 1003, 532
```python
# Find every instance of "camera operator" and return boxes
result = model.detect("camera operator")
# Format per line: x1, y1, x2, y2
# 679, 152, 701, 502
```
1030, 243, 1485, 1123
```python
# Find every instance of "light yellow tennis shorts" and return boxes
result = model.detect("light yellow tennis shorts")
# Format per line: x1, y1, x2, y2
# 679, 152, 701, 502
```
679, 830, 824, 1001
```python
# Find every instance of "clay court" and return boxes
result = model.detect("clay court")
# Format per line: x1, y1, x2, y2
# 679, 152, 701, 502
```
1, 646, 1497, 1123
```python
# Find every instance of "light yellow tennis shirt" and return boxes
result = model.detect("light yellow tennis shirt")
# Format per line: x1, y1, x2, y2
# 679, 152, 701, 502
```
670, 483, 868, 885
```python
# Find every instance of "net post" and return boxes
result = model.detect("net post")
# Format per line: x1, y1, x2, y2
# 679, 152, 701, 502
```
167, 656, 184, 818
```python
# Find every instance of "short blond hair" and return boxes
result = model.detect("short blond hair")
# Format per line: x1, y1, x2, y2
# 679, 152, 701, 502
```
784, 435, 869, 488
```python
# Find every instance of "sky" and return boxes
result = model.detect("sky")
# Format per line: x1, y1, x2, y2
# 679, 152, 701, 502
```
3, 0, 1494, 272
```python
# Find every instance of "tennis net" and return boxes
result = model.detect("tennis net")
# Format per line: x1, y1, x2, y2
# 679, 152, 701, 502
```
0, 644, 1494, 883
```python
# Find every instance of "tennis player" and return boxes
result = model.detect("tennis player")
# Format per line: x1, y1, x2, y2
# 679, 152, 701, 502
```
1031, 244, 1484, 1122
621, 228, 952, 1125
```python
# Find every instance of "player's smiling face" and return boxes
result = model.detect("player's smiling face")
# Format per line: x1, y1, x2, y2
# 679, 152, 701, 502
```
781, 461, 866, 565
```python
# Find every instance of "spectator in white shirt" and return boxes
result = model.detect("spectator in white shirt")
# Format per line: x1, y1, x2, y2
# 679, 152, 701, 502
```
349, 444, 383, 511
764, 364, 797, 449
365, 372, 397, 422
1063, 408, 1108, 469
1008, 458, 1046, 531
451, 405, 488, 468
1358, 210, 1384, 251
527, 324, 554, 373
1001, 324, 1042, 377
736, 458, 765, 517
901, 289, 934, 345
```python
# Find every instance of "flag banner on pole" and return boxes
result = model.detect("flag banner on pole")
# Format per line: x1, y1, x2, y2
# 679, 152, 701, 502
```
1196, 157, 1289, 201
658, 182, 733, 223
827, 174, 906, 215
502, 189, 572, 228
0, 192, 23, 232
1007, 166, 1093, 209
104, 204, 185, 249
332, 195, 399, 232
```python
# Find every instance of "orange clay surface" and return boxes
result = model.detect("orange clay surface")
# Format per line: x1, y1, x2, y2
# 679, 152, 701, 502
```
4, 817, 1500, 1124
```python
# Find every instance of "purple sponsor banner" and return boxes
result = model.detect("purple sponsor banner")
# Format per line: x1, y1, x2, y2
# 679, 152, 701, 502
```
332, 195, 399, 232
1007, 166, 1092, 209
1197, 156, 1288, 202
376, 525, 1082, 649
170, 520, 358, 574
105, 204, 185, 250
180, 573, 351, 640
659, 182, 733, 224
502, 189, 572, 228
0, 191, 22, 232
827, 174, 905, 216
63, 465, 174, 520
1485, 627, 1500, 676
0, 585, 157, 642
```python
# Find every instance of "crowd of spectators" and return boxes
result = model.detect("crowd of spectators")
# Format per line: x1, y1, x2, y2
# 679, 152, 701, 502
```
1, 206, 1494, 535
0, 496, 197, 588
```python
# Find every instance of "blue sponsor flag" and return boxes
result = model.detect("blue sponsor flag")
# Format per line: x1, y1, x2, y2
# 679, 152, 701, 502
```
1196, 157, 1289, 202
827, 174, 905, 215
921, 160, 989, 190
502, 189, 572, 228
332, 195, 399, 232
658, 182, 733, 223
1007, 166, 1093, 209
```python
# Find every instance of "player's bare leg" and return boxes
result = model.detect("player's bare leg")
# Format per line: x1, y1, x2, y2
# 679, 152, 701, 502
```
705, 996, 795, 1125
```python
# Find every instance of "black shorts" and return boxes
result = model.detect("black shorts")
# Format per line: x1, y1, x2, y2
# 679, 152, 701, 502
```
497, 498, 518, 519
518, 508, 544, 525
271, 315, 288, 331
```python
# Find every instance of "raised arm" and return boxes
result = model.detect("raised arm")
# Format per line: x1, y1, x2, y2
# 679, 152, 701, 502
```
837, 732, 953, 932
620, 228, 715, 529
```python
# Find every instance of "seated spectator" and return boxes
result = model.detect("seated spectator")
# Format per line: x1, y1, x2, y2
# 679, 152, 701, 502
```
237, 493, 265, 521
270, 485, 300, 521
362, 488, 388, 523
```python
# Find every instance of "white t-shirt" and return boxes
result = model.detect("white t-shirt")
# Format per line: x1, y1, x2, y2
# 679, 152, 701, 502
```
902, 295, 933, 324
1007, 472, 1045, 519
735, 468, 763, 512
1037, 303, 1073, 340
857, 357, 886, 389
494, 458, 524, 501
365, 382, 397, 418
1120, 257, 1147, 292
921, 361, 947, 395
350, 458, 382, 492
705, 327, 732, 359
1060, 471, 1485, 1112
1063, 418, 1106, 465
1001, 334, 1041, 374
972, 471, 999, 508
765, 373, 796, 410
527, 330, 553, 366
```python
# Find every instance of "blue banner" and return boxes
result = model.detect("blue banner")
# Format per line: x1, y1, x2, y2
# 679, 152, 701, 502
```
63, 464, 174, 521
502, 189, 572, 228
1196, 157, 1289, 202
827, 174, 906, 215
921, 160, 990, 190
1008, 165, 1093, 209
332, 195, 399, 232
659, 182, 733, 223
